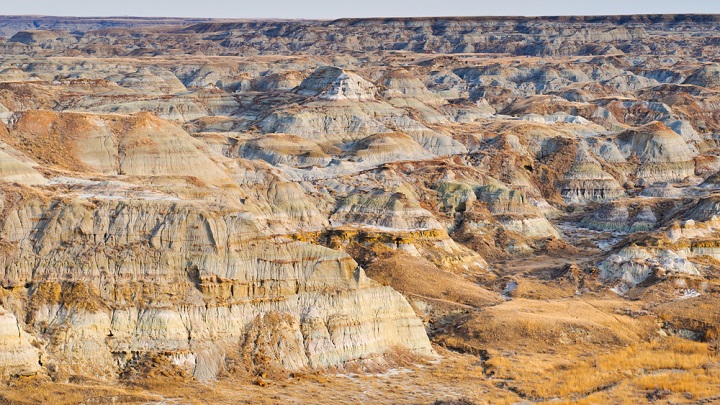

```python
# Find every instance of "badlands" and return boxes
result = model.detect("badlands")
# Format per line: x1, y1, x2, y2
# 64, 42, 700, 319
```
0, 13, 719, 404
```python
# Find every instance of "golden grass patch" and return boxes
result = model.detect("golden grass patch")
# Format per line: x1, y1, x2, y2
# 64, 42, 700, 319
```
635, 368, 720, 399
486, 338, 720, 402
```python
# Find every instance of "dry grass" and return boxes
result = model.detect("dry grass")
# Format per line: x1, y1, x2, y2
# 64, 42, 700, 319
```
0, 347, 521, 405
486, 338, 720, 402
364, 251, 500, 309
0, 376, 161, 405
435, 297, 655, 354
2, 110, 94, 173
505, 277, 577, 300
27, 281, 105, 322
17, 332, 703, 404
635, 368, 720, 397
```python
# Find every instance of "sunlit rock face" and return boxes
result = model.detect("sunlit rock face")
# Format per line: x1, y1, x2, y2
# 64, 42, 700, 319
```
599, 246, 699, 285
0, 307, 41, 378
560, 148, 625, 203
298, 66, 376, 102
615, 122, 697, 184
0, 193, 433, 379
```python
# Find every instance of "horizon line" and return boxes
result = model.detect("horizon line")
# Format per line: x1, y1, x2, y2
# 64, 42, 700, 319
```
1, 12, 719, 21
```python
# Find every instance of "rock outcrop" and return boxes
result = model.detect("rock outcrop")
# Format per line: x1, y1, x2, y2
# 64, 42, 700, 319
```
0, 307, 41, 378
615, 122, 697, 183
298, 66, 376, 102
2, 15, 720, 401
0, 193, 433, 379
560, 148, 624, 203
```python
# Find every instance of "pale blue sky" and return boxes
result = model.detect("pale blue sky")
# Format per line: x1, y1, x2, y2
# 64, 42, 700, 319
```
2, 0, 719, 19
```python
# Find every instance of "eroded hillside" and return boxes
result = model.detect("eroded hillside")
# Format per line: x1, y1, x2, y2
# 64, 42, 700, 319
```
0, 14, 719, 404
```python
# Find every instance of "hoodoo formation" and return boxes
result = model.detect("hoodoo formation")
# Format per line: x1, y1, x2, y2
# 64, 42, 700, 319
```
0, 13, 719, 404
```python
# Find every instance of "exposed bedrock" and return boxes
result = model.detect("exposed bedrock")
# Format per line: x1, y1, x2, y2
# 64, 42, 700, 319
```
0, 194, 433, 380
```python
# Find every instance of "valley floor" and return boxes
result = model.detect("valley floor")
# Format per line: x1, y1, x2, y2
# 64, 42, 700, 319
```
2, 340, 719, 404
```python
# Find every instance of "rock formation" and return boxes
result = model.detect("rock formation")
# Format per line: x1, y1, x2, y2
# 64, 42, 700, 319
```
0, 13, 719, 404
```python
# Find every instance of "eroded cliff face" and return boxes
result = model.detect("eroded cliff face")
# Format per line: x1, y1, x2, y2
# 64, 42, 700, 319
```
1, 15, 720, 402
0, 306, 40, 377
0, 173, 438, 379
